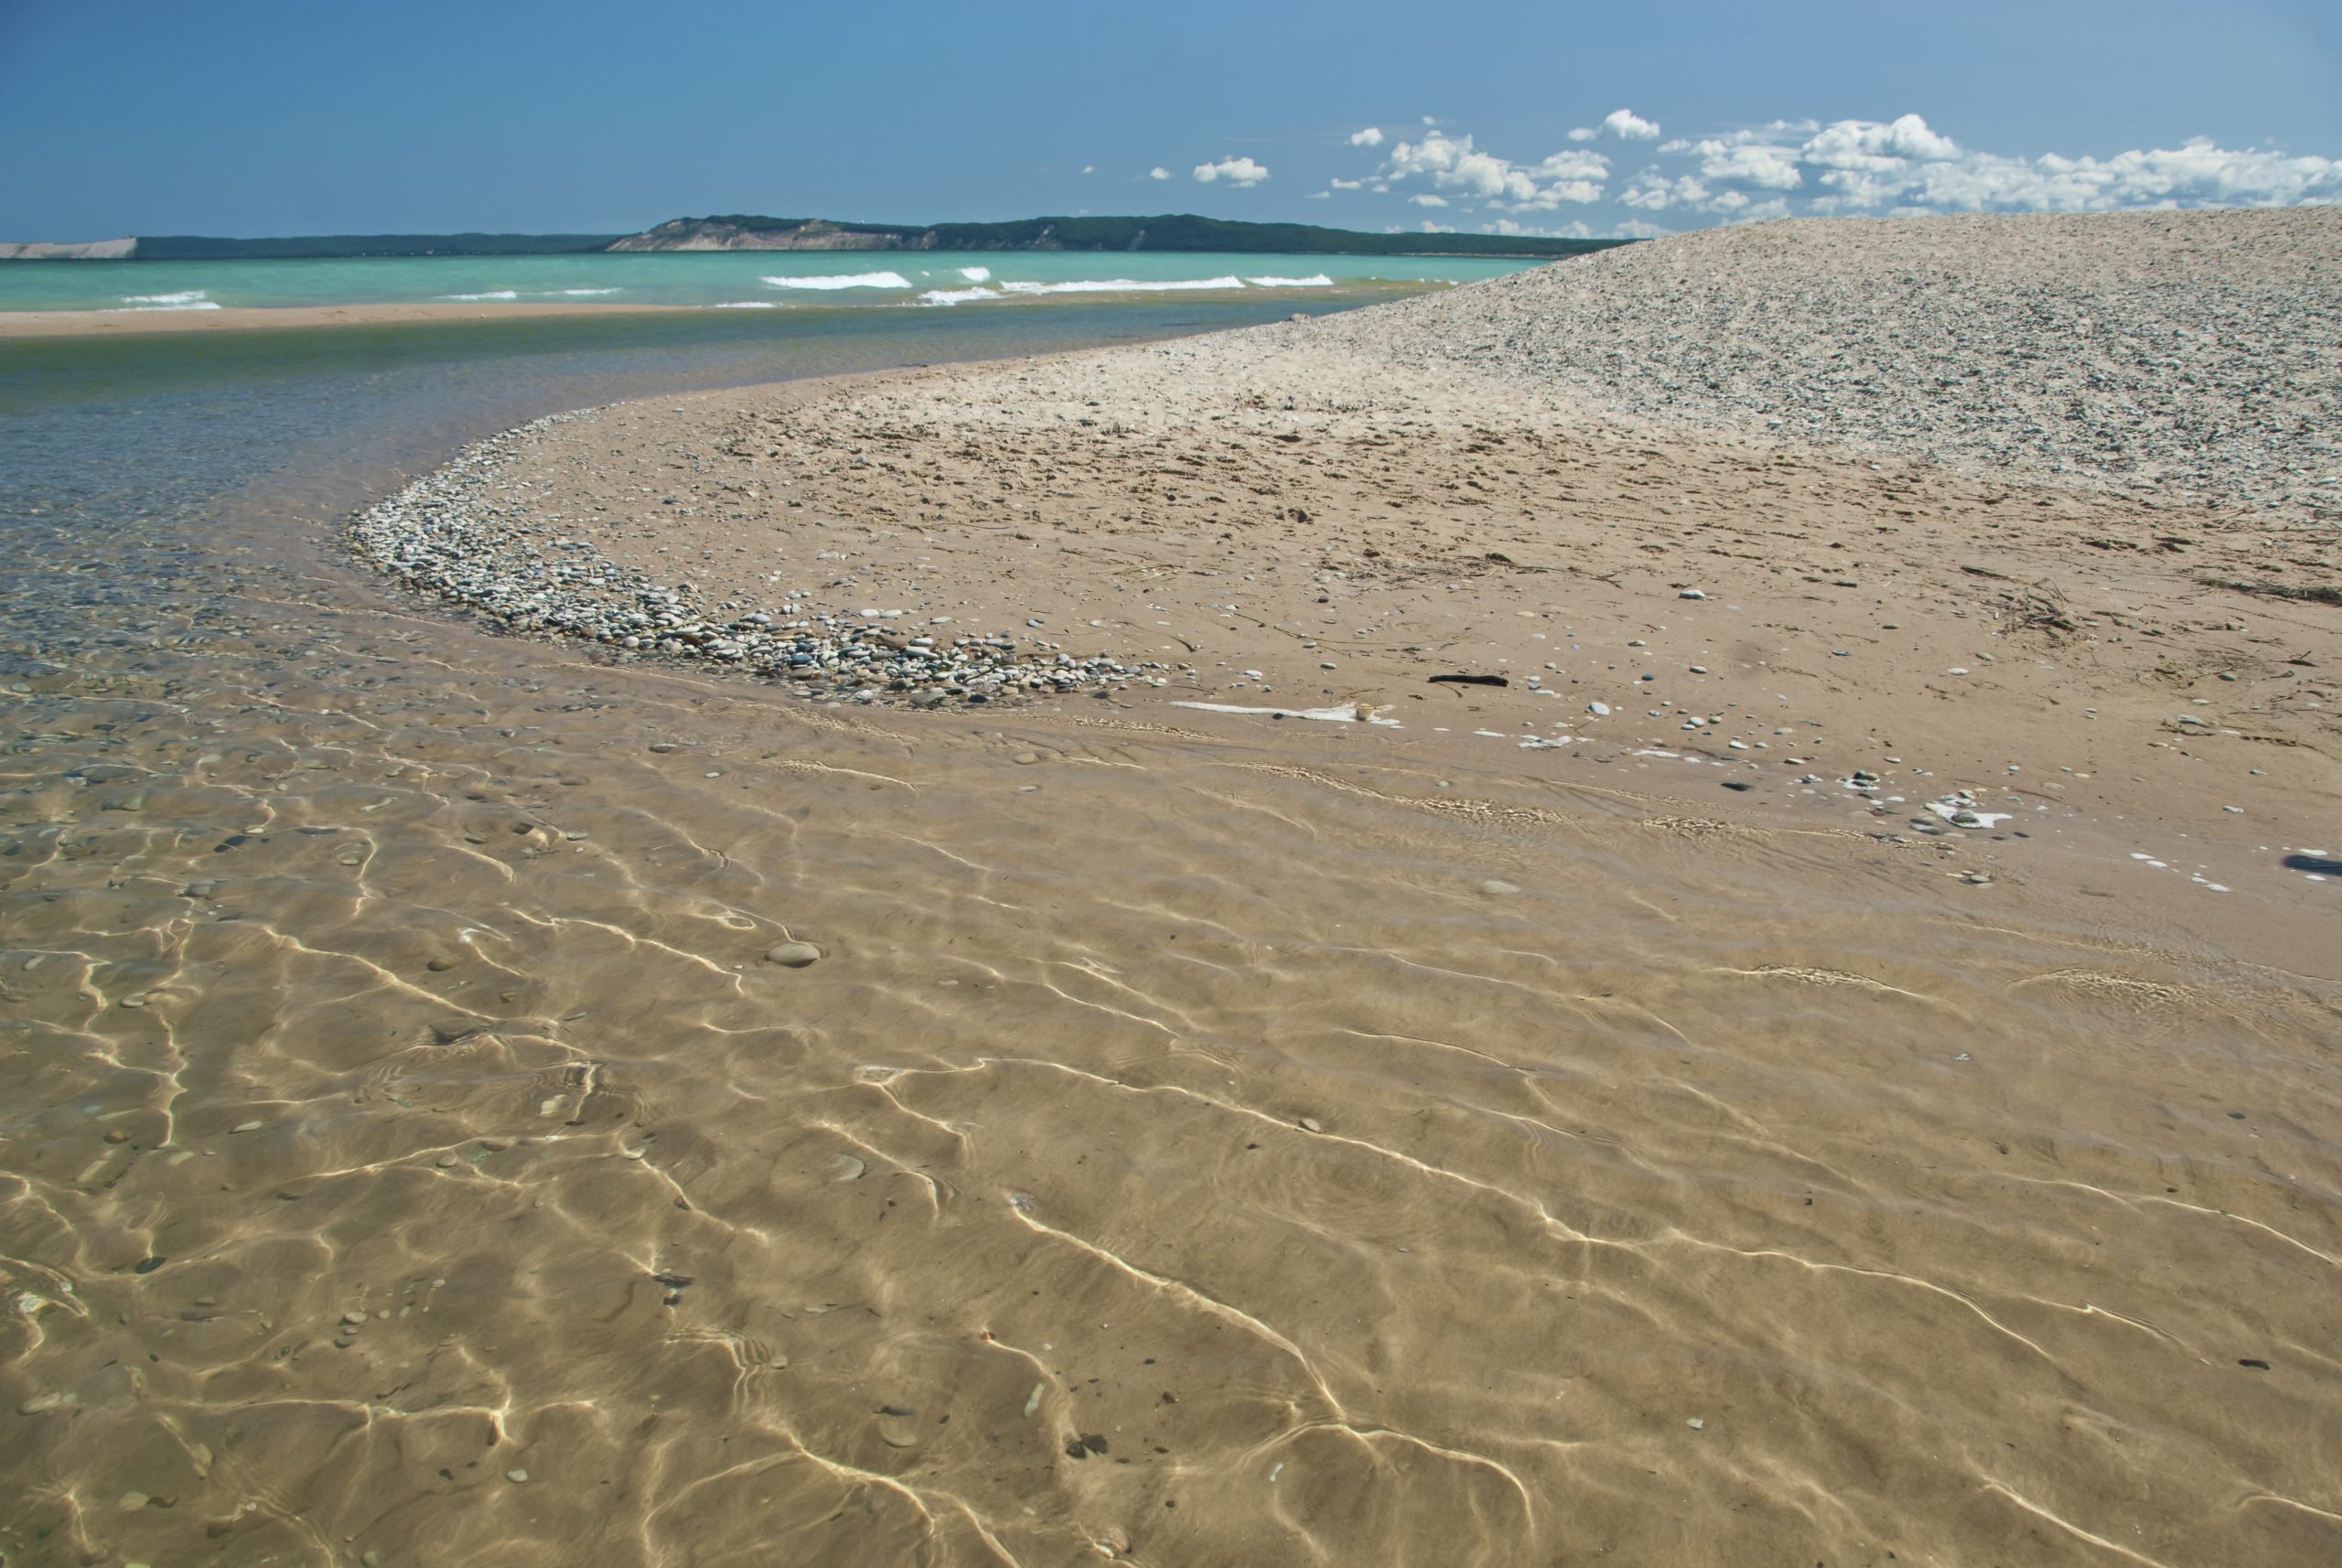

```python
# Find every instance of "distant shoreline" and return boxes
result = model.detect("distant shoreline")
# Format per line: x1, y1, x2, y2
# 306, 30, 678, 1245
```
1, 213, 1624, 263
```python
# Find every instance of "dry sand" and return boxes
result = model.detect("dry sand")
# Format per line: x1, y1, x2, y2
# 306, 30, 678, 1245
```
10, 211, 2339, 1568
443, 210, 2342, 971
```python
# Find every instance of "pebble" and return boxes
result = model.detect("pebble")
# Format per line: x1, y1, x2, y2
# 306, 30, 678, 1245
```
763, 941, 822, 967
1353, 209, 2335, 517
1297, 1116, 1323, 1133
1679, 589, 1707, 600
506, 1468, 529, 1484
17, 1391, 72, 1415
1477, 879, 1521, 896
231, 1121, 263, 1133
349, 420, 1165, 714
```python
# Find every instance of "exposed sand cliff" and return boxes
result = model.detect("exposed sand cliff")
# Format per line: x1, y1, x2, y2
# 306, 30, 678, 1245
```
0, 235, 136, 260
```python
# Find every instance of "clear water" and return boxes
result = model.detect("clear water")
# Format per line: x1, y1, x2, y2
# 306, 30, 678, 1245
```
0, 251, 1538, 315
5, 287, 2332, 1568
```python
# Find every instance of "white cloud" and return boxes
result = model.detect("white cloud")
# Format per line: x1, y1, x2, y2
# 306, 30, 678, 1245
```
1481, 218, 1595, 239
1603, 108, 1660, 141
1147, 166, 1171, 180
1419, 219, 1456, 232
1567, 126, 1597, 143
1348, 126, 1383, 147
1080, 165, 1095, 175
1330, 177, 1363, 190
1619, 172, 1710, 210
1802, 113, 1961, 172
1692, 135, 1804, 190
1638, 113, 2340, 219
1305, 189, 1330, 199
1381, 129, 1610, 209
1611, 219, 1674, 239
1908, 139, 2342, 212
1193, 156, 1271, 187
1410, 193, 1449, 207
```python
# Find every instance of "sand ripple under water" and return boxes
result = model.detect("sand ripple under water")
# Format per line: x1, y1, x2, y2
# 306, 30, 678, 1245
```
5, 591, 2337, 1567
4, 227, 2340, 1566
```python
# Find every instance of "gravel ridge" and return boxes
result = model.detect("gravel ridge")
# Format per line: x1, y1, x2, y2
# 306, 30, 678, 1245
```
1313, 208, 2340, 520
350, 416, 1164, 705
349, 209, 2338, 703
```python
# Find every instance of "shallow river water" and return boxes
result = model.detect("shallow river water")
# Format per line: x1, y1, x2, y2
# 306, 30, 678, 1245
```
2, 306, 2337, 1568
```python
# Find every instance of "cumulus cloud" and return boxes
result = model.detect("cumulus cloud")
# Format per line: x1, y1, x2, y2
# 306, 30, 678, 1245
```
1602, 108, 1660, 140
1329, 177, 1363, 190
1147, 166, 1170, 180
1410, 193, 1449, 207
1568, 127, 1597, 143
1611, 219, 1675, 239
1305, 189, 1330, 199
1619, 171, 1709, 210
1193, 156, 1270, 187
1481, 217, 1595, 239
1381, 130, 1609, 209
1802, 113, 1960, 172
1897, 136, 2340, 212
1641, 113, 2341, 219
1348, 126, 1383, 146
1691, 135, 1804, 190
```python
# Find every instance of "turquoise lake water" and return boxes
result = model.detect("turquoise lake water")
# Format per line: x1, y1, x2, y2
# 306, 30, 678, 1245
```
0, 251, 1541, 315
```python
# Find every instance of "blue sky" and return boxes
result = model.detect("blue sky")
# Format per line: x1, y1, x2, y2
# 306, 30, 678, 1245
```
3, 0, 2337, 239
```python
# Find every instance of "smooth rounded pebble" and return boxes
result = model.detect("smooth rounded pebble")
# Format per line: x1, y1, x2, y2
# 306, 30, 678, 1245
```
1477, 879, 1522, 896
764, 941, 822, 968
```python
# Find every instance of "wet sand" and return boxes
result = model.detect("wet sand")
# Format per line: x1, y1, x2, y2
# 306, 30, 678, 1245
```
5, 213, 2339, 1567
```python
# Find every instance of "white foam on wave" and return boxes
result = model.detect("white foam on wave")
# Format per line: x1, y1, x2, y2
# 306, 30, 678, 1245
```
1002, 275, 1245, 295
439, 290, 521, 302
118, 290, 219, 310
760, 271, 913, 291
709, 301, 779, 309
958, 265, 992, 283
556, 287, 620, 296
1244, 274, 1334, 287
919, 286, 1004, 306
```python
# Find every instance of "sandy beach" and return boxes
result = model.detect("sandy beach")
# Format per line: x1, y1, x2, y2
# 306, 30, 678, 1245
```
361, 209, 2342, 970
7, 210, 2337, 1567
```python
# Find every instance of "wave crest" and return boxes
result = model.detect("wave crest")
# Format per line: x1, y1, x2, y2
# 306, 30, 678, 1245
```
760, 271, 913, 291
919, 286, 1004, 306
999, 275, 1244, 295
118, 289, 218, 310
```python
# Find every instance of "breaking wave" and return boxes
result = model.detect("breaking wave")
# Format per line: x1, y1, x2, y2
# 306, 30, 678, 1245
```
999, 275, 1245, 295
1245, 274, 1334, 287
117, 290, 220, 310
760, 271, 913, 291
919, 286, 1004, 306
